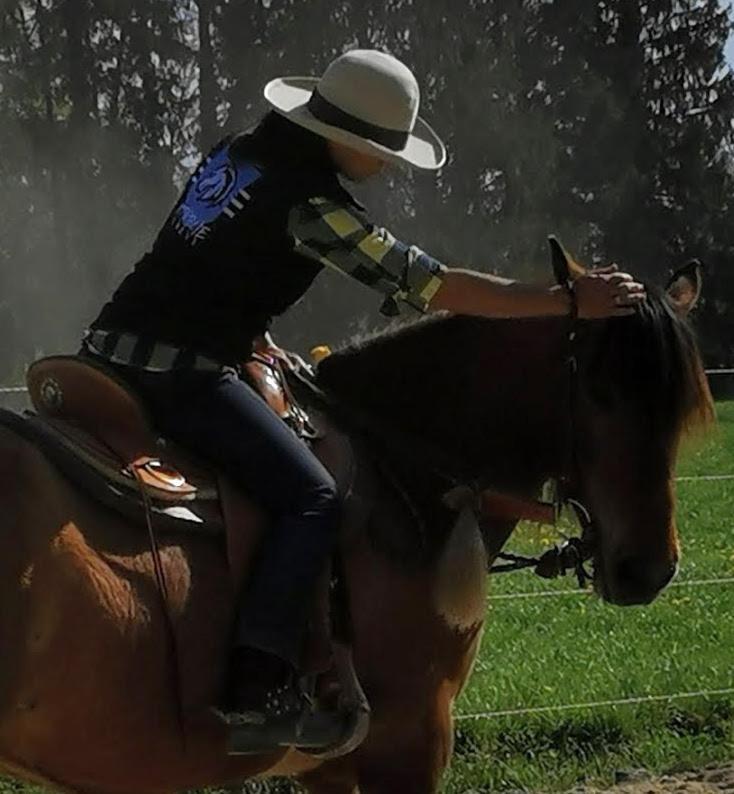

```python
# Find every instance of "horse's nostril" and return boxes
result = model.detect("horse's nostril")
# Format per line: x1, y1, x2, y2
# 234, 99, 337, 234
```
615, 556, 676, 595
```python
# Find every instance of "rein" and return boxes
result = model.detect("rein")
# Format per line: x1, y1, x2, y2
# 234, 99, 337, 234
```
130, 463, 187, 751
486, 499, 594, 587
486, 277, 595, 586
478, 276, 595, 587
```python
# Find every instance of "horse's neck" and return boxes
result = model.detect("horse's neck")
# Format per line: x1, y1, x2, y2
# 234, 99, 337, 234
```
320, 316, 570, 495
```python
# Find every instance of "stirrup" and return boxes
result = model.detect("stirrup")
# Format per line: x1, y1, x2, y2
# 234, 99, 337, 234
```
222, 644, 370, 757
219, 682, 347, 756
224, 707, 349, 755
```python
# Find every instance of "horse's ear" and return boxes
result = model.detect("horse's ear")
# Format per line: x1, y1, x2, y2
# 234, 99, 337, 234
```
548, 236, 586, 285
666, 260, 702, 316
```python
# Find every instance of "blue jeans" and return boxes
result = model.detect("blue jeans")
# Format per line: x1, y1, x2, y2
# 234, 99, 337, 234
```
111, 364, 340, 667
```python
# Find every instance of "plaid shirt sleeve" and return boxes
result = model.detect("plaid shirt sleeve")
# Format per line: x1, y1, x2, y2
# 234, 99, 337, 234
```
287, 195, 446, 316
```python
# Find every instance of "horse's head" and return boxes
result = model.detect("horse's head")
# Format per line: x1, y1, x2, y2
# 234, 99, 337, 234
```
550, 239, 714, 606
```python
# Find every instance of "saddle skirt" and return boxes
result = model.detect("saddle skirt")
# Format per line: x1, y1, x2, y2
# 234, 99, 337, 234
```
24, 354, 351, 534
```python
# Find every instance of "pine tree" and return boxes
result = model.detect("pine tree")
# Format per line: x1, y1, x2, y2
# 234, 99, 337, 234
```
531, 0, 734, 361
0, 0, 193, 375
1, 0, 732, 371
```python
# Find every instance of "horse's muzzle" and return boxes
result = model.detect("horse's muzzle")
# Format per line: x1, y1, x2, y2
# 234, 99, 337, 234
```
601, 554, 678, 606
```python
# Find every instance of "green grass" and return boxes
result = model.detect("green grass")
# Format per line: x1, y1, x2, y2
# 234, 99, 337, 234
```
443, 401, 734, 792
2, 405, 733, 794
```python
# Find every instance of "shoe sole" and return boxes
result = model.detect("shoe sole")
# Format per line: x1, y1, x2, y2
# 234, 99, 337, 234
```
226, 710, 350, 756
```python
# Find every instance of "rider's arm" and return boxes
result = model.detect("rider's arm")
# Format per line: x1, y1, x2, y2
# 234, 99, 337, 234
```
288, 196, 645, 320
430, 268, 646, 320
288, 195, 444, 316
431, 270, 570, 318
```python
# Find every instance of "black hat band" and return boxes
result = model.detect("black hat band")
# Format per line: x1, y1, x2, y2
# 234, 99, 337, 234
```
307, 89, 410, 152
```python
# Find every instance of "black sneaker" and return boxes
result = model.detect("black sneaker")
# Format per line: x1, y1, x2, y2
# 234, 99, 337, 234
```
213, 647, 346, 755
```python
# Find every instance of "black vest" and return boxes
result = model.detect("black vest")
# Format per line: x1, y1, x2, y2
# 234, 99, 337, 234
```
91, 134, 354, 364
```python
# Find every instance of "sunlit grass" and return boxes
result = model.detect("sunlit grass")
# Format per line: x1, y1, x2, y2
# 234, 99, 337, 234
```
444, 401, 734, 791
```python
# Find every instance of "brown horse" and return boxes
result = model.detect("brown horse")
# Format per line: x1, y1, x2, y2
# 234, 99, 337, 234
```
0, 255, 712, 794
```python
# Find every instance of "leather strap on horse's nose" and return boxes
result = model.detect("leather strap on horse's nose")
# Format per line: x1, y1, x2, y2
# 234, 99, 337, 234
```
477, 489, 557, 525
444, 485, 556, 527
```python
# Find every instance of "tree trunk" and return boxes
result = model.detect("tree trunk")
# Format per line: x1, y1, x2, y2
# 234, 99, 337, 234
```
36, 2, 70, 275
198, 0, 217, 152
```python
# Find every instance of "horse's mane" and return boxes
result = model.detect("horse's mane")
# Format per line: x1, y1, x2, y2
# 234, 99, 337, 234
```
322, 312, 445, 361
318, 289, 713, 441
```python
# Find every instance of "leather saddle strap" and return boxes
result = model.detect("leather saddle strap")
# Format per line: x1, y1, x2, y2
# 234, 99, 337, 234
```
130, 463, 186, 750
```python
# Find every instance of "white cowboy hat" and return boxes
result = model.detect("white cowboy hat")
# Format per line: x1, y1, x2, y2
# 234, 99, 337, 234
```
263, 49, 447, 171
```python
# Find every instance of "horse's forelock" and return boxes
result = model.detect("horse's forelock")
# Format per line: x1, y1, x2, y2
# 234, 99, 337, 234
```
587, 287, 714, 440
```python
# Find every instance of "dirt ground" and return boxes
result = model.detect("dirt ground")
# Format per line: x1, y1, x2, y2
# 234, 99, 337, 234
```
572, 762, 734, 793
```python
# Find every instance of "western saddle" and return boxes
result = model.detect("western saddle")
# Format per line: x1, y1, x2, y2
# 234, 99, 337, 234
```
24, 350, 317, 523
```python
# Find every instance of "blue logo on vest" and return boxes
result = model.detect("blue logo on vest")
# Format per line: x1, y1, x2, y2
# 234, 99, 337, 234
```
172, 145, 261, 244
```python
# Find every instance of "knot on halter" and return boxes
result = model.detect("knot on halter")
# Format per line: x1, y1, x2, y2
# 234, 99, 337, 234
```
490, 532, 594, 588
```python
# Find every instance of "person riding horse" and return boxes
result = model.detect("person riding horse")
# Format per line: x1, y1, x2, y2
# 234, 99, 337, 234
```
81, 49, 645, 750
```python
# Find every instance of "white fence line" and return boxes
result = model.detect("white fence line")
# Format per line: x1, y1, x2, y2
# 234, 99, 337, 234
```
456, 687, 734, 722
677, 474, 734, 482
491, 576, 734, 602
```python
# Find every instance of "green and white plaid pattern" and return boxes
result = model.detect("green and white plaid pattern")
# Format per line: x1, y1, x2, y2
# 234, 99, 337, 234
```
288, 196, 445, 315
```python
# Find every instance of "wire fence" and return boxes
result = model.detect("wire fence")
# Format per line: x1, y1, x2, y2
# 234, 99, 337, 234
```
491, 576, 734, 602
469, 570, 734, 721
456, 687, 734, 722
477, 451, 734, 723
677, 474, 734, 482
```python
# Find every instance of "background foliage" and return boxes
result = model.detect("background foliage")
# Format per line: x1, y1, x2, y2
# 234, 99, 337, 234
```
0, 0, 733, 378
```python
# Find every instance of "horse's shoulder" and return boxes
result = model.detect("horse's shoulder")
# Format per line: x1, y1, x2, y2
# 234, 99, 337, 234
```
434, 507, 488, 632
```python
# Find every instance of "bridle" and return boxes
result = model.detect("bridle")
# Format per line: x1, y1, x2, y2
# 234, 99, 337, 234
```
477, 245, 596, 587
471, 320, 596, 587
